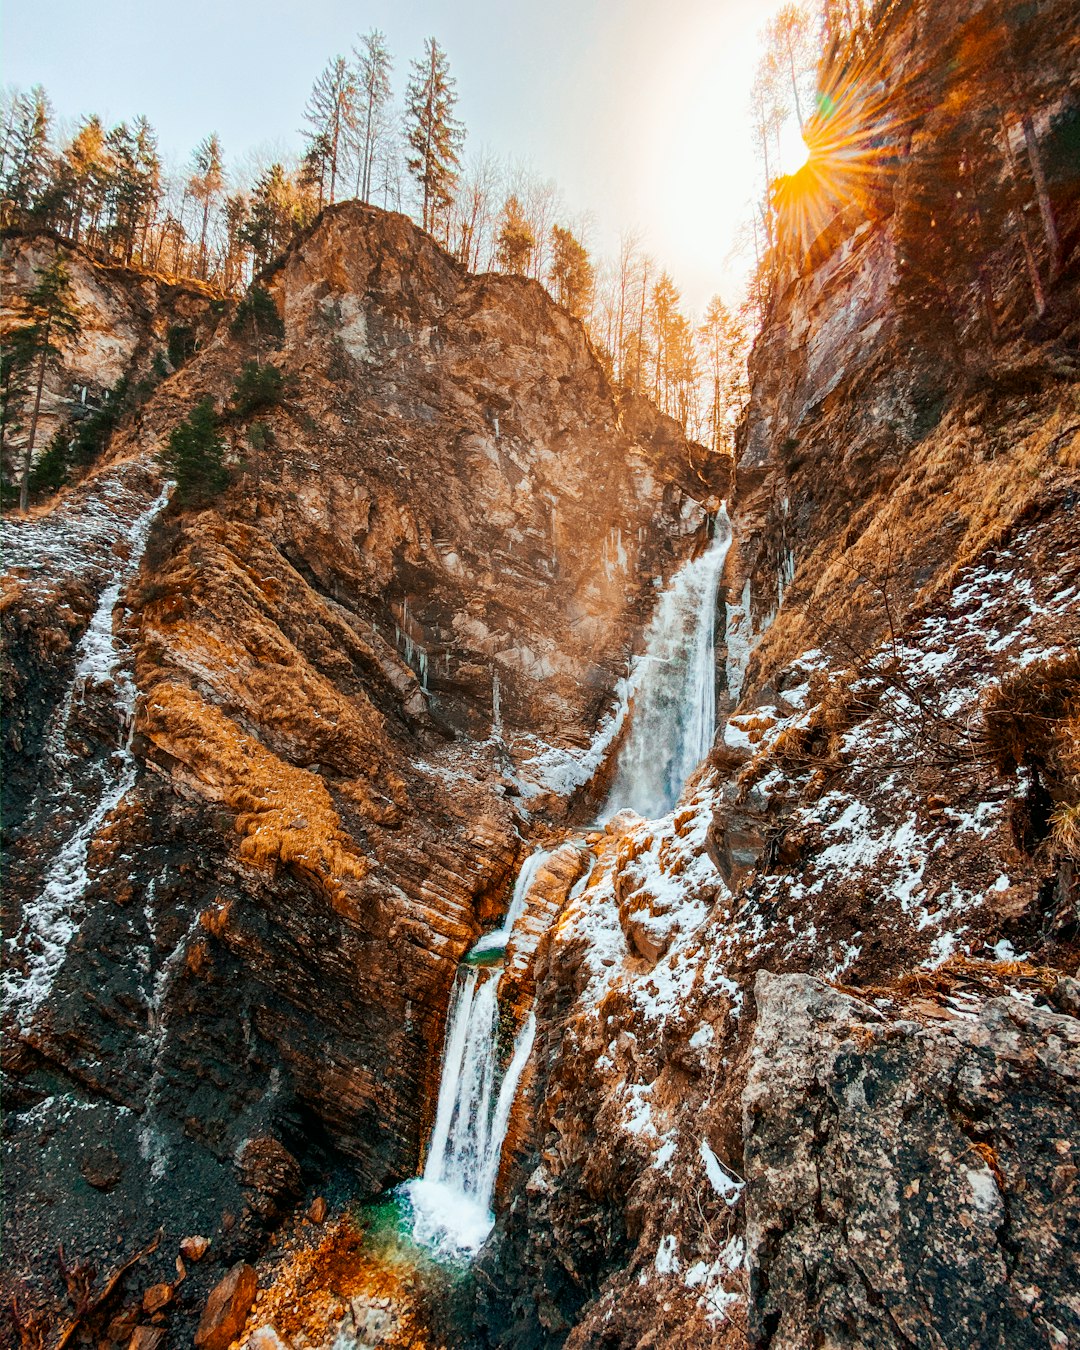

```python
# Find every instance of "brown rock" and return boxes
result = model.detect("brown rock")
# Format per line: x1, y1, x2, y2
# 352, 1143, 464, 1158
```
237, 1138, 302, 1221
79, 1145, 122, 1191
194, 1262, 258, 1350
141, 1283, 173, 1314
180, 1234, 211, 1261
306, 1196, 328, 1224
128, 1329, 165, 1350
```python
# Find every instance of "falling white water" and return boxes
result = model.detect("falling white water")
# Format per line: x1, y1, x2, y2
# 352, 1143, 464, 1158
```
604, 514, 731, 821
401, 511, 729, 1260
399, 851, 547, 1257
3, 484, 172, 1026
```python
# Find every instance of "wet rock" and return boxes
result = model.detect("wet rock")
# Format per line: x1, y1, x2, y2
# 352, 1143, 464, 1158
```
194, 1262, 258, 1350
743, 971, 1080, 1349
179, 1234, 210, 1261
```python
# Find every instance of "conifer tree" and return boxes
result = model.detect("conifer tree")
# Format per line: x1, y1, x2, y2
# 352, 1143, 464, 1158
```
2, 86, 53, 217
496, 195, 536, 274
159, 398, 228, 505
352, 30, 393, 202
7, 256, 82, 511
405, 38, 465, 235
240, 164, 299, 270
549, 225, 594, 317
62, 115, 108, 245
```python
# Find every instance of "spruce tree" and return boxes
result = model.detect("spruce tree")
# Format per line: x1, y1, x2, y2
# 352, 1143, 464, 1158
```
549, 225, 594, 316
159, 398, 228, 506
405, 38, 465, 235
496, 195, 536, 275
189, 134, 225, 279
2, 85, 52, 217
304, 57, 357, 207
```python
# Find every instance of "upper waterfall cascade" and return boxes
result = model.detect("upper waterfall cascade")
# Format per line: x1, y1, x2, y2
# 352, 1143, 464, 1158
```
402, 513, 729, 1258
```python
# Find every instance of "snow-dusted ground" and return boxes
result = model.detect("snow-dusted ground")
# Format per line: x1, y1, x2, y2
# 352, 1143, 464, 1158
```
2, 470, 171, 1028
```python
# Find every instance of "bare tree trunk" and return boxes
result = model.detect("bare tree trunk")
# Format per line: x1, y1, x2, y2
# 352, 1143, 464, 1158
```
20, 343, 49, 512
999, 115, 1046, 316
1021, 113, 1061, 278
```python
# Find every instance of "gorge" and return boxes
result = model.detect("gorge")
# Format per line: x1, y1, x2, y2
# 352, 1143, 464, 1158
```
3, 0, 1080, 1347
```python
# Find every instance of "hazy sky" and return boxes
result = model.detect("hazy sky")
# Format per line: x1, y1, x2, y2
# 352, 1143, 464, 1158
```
2, 0, 798, 311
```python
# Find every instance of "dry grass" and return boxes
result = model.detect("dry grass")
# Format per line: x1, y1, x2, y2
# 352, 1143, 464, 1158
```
981, 649, 1080, 775
747, 385, 1080, 689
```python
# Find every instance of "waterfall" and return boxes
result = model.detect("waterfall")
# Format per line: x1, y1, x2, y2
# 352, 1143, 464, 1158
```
399, 852, 546, 1258
3, 484, 172, 1026
401, 512, 730, 1260
603, 514, 731, 821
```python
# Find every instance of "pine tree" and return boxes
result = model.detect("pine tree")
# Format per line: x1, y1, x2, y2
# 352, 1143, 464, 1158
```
549, 225, 594, 317
304, 57, 357, 206
62, 115, 108, 245
6, 256, 82, 511
496, 195, 536, 274
405, 38, 465, 235
189, 133, 225, 279
352, 30, 393, 202
2, 85, 53, 218
159, 398, 228, 506
240, 164, 299, 271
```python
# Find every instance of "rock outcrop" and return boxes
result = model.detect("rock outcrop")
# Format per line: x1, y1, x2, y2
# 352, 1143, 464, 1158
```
744, 973, 1080, 1350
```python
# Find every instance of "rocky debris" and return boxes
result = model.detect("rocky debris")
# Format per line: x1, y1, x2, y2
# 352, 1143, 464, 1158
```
140, 1282, 173, 1315
180, 1235, 211, 1261
244, 1327, 292, 1350
237, 1138, 303, 1223
744, 971, 1080, 1349
127, 1328, 165, 1350
306, 1197, 327, 1225
337, 1294, 397, 1346
195, 1263, 258, 1350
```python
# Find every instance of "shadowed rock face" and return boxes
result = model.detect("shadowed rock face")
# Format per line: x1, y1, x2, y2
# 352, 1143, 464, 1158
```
744, 973, 1080, 1350
0, 203, 725, 1339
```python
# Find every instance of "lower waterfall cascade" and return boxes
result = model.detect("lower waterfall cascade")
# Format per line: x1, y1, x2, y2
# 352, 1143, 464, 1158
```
400, 512, 729, 1259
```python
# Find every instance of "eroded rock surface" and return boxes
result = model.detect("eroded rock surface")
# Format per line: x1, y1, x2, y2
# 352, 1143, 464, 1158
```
745, 972, 1080, 1350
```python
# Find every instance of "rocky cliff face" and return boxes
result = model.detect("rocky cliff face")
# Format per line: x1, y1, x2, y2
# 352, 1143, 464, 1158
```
1, 206, 723, 1345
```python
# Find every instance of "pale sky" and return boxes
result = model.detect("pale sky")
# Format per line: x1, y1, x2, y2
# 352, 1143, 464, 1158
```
2, 0, 797, 312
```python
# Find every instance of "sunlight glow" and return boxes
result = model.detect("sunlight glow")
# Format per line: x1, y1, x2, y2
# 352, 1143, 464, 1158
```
777, 120, 812, 177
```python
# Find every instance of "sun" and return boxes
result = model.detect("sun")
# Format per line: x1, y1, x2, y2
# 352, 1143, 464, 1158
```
777, 119, 811, 177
